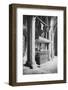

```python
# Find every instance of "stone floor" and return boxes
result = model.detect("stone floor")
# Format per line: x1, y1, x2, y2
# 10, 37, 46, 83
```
23, 56, 57, 75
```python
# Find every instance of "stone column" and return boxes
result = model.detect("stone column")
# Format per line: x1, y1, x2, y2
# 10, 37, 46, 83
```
49, 17, 55, 60
24, 16, 33, 68
25, 16, 37, 69
49, 30, 52, 60
51, 30, 54, 58
32, 16, 38, 69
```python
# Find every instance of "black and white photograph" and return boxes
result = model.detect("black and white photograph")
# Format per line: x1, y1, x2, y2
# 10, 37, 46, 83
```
9, 4, 66, 86
23, 15, 58, 75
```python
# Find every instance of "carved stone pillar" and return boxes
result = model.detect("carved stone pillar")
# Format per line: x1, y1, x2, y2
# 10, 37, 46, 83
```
32, 16, 38, 69
24, 16, 32, 68
25, 16, 37, 69
49, 17, 55, 60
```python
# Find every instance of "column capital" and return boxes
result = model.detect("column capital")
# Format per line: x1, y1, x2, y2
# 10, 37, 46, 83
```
32, 16, 36, 22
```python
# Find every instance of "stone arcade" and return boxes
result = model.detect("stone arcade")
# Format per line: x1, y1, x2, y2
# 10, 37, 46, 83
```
23, 15, 57, 69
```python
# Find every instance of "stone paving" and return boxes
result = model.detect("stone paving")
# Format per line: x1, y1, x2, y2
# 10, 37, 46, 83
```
23, 56, 57, 75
